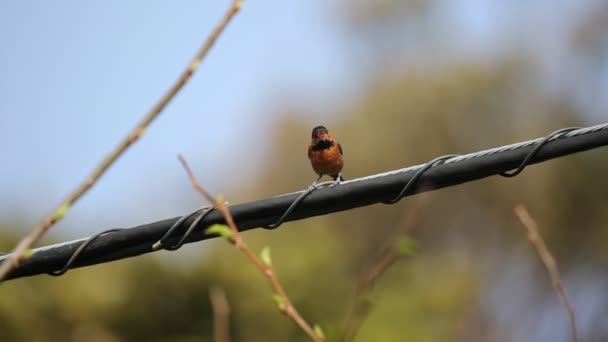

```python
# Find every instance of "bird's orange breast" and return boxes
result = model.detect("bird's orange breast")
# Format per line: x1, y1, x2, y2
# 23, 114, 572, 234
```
308, 143, 344, 177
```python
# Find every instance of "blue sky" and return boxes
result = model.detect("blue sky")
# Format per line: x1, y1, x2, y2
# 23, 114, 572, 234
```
0, 0, 605, 240
0, 1, 357, 237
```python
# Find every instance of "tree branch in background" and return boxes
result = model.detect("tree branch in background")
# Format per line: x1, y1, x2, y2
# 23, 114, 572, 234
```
341, 196, 428, 342
0, 0, 244, 282
178, 155, 325, 342
514, 204, 579, 342
209, 286, 231, 342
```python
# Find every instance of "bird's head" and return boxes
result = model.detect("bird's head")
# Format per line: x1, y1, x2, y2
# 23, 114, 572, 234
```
311, 125, 330, 142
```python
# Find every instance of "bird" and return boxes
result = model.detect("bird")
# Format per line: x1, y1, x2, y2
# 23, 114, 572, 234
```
308, 125, 344, 184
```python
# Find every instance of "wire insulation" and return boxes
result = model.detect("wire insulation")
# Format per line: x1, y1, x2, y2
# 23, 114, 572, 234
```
1, 123, 607, 281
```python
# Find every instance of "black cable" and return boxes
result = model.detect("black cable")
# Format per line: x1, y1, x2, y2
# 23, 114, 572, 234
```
0, 123, 606, 281
383, 154, 459, 204
44, 207, 215, 277
48, 229, 124, 276
265, 126, 584, 227
499, 127, 580, 177
152, 206, 215, 251
263, 181, 337, 229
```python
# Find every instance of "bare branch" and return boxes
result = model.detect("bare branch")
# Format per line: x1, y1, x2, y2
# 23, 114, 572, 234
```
514, 204, 578, 342
342, 196, 427, 342
0, 0, 244, 281
209, 286, 231, 342
178, 154, 216, 204
179, 155, 323, 342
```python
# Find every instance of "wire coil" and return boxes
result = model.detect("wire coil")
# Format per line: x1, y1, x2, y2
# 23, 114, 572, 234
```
40, 126, 589, 276
1, 123, 606, 280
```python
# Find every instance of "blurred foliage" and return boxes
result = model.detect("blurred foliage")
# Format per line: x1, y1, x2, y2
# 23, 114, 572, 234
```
2, 1, 608, 341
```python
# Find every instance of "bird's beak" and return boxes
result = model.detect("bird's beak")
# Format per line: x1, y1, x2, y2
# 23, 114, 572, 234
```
319, 136, 327, 142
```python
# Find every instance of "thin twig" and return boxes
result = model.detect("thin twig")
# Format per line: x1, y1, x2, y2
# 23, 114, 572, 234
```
341, 196, 427, 342
209, 286, 231, 342
342, 250, 400, 342
0, 0, 244, 282
178, 154, 323, 342
514, 204, 578, 342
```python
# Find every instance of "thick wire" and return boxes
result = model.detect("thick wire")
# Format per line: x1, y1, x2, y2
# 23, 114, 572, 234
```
152, 206, 215, 251
383, 154, 459, 204
256, 127, 584, 226
46, 207, 215, 276
499, 127, 580, 177
263, 181, 337, 230
348, 124, 606, 186
5, 124, 605, 278
48, 228, 124, 276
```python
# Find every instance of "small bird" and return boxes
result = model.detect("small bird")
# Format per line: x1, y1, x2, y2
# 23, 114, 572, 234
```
308, 125, 344, 183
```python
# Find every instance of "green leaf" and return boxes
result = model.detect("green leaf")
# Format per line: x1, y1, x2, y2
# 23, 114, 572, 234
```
205, 224, 234, 241
272, 294, 285, 311
313, 324, 326, 340
259, 246, 272, 267
395, 236, 418, 256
